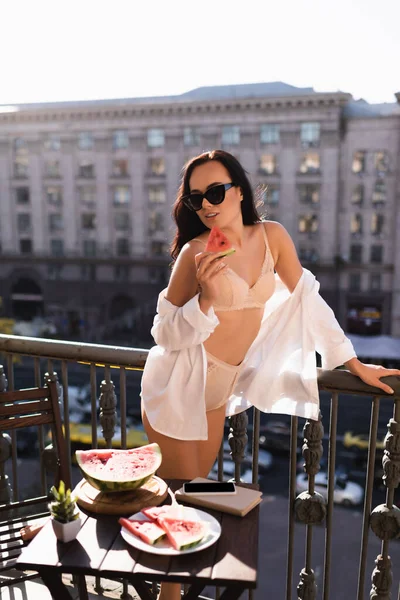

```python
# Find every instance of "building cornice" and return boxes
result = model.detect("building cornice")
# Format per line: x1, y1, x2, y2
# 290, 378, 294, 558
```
0, 92, 352, 125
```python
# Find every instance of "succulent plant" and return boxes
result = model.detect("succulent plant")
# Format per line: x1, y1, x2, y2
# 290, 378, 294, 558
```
49, 480, 80, 524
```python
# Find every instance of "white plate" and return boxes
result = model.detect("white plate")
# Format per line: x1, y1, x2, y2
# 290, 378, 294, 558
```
120, 507, 221, 556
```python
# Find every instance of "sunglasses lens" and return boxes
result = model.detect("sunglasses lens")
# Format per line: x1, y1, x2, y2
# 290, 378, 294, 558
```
189, 194, 203, 211
205, 184, 225, 206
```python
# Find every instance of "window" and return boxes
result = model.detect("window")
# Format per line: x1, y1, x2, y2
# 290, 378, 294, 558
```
149, 209, 165, 234
299, 184, 319, 204
81, 213, 96, 230
370, 245, 383, 263
351, 214, 363, 235
184, 127, 200, 146
349, 273, 361, 292
46, 186, 62, 206
298, 247, 319, 263
78, 132, 94, 150
17, 213, 31, 233
149, 266, 167, 284
113, 186, 131, 205
260, 124, 280, 144
81, 265, 96, 281
49, 213, 63, 232
372, 179, 386, 206
112, 159, 129, 177
370, 273, 381, 291
149, 157, 165, 175
79, 186, 96, 207
352, 151, 366, 174
14, 155, 29, 177
50, 239, 64, 256
16, 187, 30, 204
371, 213, 384, 236
299, 152, 320, 174
113, 130, 129, 149
350, 244, 363, 263
147, 128, 165, 148
351, 184, 364, 206
20, 238, 32, 254
78, 161, 95, 178
263, 185, 279, 206
149, 186, 166, 203
298, 214, 318, 233
14, 137, 28, 153
259, 154, 277, 175
114, 212, 130, 231
116, 237, 130, 256
300, 123, 320, 146
115, 265, 131, 281
83, 240, 96, 257
150, 241, 166, 256
374, 151, 389, 173
48, 264, 63, 280
44, 135, 61, 151
45, 160, 60, 178
222, 125, 240, 145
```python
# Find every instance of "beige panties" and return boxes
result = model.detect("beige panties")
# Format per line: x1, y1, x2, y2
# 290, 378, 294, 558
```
205, 351, 242, 412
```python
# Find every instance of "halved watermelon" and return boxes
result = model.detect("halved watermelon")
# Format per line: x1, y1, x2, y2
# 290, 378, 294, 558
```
205, 226, 235, 258
119, 518, 166, 545
157, 517, 209, 551
75, 443, 162, 492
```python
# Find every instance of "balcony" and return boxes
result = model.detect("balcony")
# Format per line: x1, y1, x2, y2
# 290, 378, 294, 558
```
0, 333, 399, 599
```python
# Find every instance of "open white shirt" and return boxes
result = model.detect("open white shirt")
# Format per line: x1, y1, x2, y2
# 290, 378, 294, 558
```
140, 268, 356, 440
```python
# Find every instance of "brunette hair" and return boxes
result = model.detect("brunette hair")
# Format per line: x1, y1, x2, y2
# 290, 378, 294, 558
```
170, 150, 261, 261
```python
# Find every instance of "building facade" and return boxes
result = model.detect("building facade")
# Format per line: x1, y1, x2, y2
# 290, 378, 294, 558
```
0, 82, 399, 341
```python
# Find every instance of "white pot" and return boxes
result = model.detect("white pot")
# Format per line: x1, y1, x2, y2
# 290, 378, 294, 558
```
52, 516, 82, 543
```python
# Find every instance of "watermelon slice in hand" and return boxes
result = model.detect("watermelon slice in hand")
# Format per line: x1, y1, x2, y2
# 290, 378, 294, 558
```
205, 226, 235, 258
118, 517, 166, 545
157, 516, 209, 551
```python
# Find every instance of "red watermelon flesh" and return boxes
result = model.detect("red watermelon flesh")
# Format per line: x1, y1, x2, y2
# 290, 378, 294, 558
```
141, 505, 171, 521
157, 517, 209, 551
205, 226, 235, 257
119, 518, 165, 545
75, 443, 162, 493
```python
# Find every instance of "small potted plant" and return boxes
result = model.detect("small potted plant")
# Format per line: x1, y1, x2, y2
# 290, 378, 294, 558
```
49, 480, 81, 543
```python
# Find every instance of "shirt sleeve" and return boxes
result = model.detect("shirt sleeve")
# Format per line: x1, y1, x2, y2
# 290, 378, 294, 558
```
150, 292, 220, 351
306, 284, 357, 370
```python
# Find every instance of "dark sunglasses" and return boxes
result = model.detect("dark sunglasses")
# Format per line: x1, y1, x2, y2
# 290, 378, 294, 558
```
182, 182, 235, 212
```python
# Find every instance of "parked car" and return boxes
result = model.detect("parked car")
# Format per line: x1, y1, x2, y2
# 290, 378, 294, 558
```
259, 420, 294, 453
296, 472, 364, 506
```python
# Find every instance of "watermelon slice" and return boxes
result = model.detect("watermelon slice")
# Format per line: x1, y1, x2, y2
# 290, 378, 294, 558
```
75, 443, 162, 492
119, 518, 166, 545
157, 517, 209, 551
141, 505, 171, 522
205, 226, 235, 258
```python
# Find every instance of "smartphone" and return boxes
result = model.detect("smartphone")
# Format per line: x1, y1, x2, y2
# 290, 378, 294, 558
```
183, 481, 236, 495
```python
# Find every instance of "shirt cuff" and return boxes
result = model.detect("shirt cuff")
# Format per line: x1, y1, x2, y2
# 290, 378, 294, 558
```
182, 294, 219, 331
321, 339, 357, 371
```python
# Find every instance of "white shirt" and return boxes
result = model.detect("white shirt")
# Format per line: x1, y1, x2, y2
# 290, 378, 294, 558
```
140, 268, 356, 440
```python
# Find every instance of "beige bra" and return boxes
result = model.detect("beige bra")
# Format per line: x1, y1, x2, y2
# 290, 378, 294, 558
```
192, 225, 275, 312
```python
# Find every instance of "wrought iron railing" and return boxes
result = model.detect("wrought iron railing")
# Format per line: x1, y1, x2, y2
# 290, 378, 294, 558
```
0, 333, 399, 599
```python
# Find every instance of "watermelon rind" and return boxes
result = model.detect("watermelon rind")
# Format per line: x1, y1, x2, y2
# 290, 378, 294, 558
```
158, 517, 209, 551
118, 518, 166, 545
75, 443, 162, 493
216, 247, 235, 258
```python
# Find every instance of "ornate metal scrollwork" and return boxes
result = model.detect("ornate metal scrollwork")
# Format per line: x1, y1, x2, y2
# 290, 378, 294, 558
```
99, 379, 117, 447
370, 554, 392, 600
382, 417, 400, 490
228, 412, 248, 466
297, 567, 317, 600
370, 504, 400, 541
294, 491, 326, 525
302, 412, 324, 476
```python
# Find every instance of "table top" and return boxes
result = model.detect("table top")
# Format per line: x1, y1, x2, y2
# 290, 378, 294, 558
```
16, 479, 259, 588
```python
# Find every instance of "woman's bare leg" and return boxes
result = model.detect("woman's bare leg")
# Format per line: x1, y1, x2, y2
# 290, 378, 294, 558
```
141, 406, 227, 600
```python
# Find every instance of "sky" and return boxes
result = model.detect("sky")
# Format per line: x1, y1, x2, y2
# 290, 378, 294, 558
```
1, 0, 399, 106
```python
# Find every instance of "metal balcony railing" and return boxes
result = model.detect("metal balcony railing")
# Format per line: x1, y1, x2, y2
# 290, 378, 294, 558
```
0, 333, 399, 599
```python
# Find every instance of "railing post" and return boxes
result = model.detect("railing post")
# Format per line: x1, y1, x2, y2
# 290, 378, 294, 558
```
368, 398, 400, 600
42, 371, 62, 485
0, 365, 12, 504
228, 412, 248, 482
99, 367, 117, 448
295, 412, 325, 600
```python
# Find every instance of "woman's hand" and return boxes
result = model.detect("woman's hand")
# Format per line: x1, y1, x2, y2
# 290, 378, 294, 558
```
195, 252, 228, 314
345, 358, 400, 395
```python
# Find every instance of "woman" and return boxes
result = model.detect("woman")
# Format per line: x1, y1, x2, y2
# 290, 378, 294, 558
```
141, 150, 398, 599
